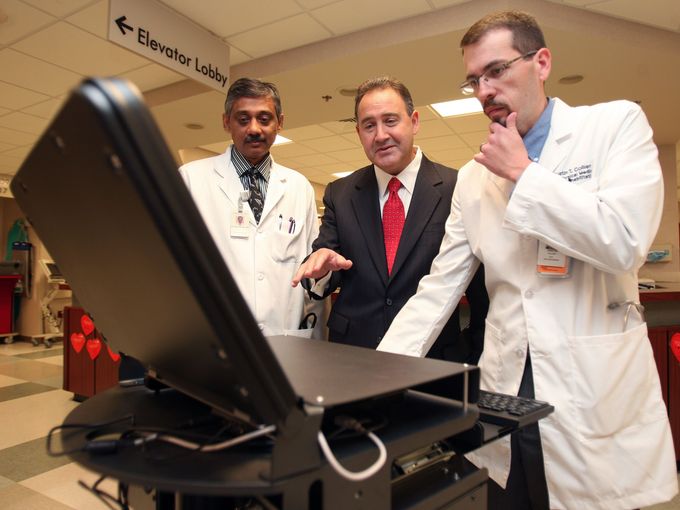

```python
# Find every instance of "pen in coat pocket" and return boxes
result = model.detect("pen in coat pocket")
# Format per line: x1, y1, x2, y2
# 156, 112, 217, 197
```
278, 214, 282, 230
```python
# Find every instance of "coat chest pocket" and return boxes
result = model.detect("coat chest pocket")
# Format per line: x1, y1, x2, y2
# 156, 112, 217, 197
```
269, 228, 305, 263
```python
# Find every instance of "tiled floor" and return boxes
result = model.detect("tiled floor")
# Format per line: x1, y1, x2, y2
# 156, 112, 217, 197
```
0, 339, 678, 509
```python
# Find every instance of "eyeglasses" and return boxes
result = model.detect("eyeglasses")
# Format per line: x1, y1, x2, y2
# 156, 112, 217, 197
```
459, 50, 538, 95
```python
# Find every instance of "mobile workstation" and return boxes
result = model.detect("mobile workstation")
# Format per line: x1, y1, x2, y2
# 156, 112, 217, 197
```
13, 78, 552, 509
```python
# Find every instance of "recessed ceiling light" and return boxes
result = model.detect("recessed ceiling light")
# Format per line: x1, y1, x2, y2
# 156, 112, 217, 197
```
184, 123, 204, 130
430, 98, 482, 117
558, 74, 584, 85
333, 171, 353, 178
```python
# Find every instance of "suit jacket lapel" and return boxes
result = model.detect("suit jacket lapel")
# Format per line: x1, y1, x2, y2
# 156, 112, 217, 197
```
390, 157, 442, 278
351, 167, 389, 286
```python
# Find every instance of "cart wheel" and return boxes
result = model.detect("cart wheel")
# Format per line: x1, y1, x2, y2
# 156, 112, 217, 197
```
44, 339, 52, 348
31, 338, 39, 346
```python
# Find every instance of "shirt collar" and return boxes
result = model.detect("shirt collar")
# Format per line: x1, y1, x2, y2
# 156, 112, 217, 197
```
230, 145, 272, 182
522, 97, 555, 162
374, 147, 422, 197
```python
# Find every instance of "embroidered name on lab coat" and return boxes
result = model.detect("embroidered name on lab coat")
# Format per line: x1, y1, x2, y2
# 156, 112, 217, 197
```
557, 163, 592, 183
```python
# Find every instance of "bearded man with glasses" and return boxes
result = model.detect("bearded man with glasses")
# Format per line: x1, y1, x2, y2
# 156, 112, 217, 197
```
378, 10, 677, 510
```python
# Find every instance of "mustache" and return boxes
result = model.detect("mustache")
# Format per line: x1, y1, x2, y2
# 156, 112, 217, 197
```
245, 134, 266, 143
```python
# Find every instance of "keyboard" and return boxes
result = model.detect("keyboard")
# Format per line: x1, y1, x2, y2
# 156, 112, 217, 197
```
476, 390, 554, 429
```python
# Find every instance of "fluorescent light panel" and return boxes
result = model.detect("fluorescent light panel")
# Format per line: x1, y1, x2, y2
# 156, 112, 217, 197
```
430, 98, 482, 117
332, 171, 353, 178
273, 135, 292, 145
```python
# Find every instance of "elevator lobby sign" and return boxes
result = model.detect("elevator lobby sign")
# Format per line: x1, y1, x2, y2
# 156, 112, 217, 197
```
108, 0, 230, 92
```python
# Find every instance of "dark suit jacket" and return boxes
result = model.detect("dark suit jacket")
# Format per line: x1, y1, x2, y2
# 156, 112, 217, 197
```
310, 155, 488, 362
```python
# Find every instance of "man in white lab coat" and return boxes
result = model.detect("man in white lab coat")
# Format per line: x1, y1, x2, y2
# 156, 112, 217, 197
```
378, 11, 678, 510
180, 78, 321, 338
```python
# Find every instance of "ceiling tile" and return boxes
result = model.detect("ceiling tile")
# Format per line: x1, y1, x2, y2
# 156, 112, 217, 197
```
459, 131, 487, 148
311, 0, 432, 35
2, 145, 32, 160
65, 0, 108, 38
120, 64, 185, 92
0, 48, 82, 96
0, 0, 56, 45
588, 0, 680, 33
22, 97, 66, 119
319, 120, 357, 134
296, 0, 339, 8
199, 141, 229, 154
295, 153, 341, 166
296, 136, 355, 152
418, 134, 467, 152
160, 0, 303, 38
443, 113, 489, 134
417, 119, 453, 139
229, 46, 251, 65
417, 105, 439, 121
21, 0, 94, 17
227, 14, 332, 58
12, 22, 149, 76
0, 82, 50, 110
313, 162, 354, 174
340, 134, 360, 146
325, 147, 368, 163
428, 147, 474, 164
281, 124, 336, 141
270, 142, 318, 158
429, 0, 472, 7
0, 112, 48, 135
0, 127, 35, 146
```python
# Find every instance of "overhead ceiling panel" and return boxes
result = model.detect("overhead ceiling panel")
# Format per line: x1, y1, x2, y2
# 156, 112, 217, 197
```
0, 0, 55, 45
311, 0, 432, 35
227, 14, 331, 58
0, 48, 82, 96
12, 22, 149, 76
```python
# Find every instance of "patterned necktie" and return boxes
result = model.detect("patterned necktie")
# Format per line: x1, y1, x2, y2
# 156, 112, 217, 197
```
246, 168, 264, 223
383, 177, 405, 275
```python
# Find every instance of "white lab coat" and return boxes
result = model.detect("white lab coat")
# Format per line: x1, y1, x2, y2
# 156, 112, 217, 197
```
179, 148, 322, 339
379, 99, 678, 509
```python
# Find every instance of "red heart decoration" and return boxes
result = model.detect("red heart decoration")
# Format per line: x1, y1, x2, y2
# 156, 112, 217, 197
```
70, 332, 86, 353
81, 315, 95, 336
671, 333, 680, 363
86, 338, 102, 360
107, 345, 121, 362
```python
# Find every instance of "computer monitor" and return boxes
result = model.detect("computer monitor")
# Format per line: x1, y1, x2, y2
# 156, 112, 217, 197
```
12, 78, 297, 428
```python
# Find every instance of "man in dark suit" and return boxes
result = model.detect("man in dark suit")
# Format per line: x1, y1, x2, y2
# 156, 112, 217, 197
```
292, 77, 487, 361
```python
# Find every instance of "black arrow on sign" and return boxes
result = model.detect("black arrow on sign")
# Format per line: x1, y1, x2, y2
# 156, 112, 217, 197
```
115, 16, 133, 35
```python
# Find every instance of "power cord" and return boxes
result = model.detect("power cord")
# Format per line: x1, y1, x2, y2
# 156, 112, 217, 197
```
317, 416, 387, 482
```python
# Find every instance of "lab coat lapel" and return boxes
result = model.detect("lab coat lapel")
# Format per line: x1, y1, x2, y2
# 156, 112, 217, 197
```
538, 99, 576, 174
389, 158, 441, 279
214, 152, 246, 213
351, 168, 389, 286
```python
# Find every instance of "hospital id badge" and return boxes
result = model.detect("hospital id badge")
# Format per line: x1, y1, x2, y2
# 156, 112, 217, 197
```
230, 212, 249, 238
537, 241, 571, 278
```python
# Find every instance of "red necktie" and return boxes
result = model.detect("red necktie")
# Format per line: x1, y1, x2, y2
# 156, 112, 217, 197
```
383, 177, 404, 275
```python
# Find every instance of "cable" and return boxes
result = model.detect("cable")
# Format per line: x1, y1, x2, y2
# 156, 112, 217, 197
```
145, 424, 276, 452
317, 430, 387, 482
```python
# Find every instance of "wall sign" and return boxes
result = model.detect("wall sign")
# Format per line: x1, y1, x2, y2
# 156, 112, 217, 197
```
108, 0, 230, 92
